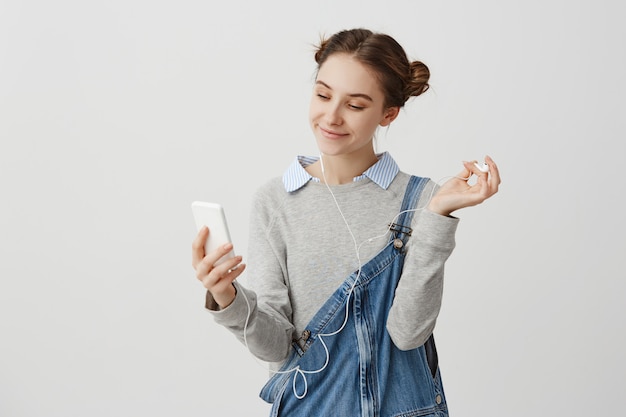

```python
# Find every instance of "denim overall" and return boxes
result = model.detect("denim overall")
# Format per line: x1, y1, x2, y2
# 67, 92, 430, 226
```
260, 176, 448, 417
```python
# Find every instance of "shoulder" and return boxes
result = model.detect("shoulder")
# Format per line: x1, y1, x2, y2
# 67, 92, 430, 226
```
389, 171, 439, 209
253, 176, 284, 200
248, 177, 287, 233
251, 177, 289, 215
388, 171, 432, 196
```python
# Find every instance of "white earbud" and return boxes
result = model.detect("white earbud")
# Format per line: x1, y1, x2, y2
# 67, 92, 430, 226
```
474, 162, 489, 173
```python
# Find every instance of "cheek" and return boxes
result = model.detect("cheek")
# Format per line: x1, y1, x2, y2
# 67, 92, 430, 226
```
308, 109, 318, 132
367, 110, 386, 128
352, 115, 379, 134
308, 100, 322, 122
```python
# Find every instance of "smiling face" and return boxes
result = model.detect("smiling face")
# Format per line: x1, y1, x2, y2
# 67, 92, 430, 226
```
309, 53, 399, 160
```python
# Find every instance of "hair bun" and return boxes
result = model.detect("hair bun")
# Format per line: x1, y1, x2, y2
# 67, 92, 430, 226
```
406, 60, 430, 100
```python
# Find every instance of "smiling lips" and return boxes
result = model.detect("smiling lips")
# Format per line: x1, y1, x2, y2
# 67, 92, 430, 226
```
319, 126, 348, 139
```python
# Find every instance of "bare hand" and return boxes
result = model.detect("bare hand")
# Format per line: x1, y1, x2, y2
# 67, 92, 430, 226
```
191, 226, 246, 308
427, 155, 501, 216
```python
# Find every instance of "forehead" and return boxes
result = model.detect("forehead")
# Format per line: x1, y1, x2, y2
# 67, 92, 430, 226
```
316, 54, 384, 99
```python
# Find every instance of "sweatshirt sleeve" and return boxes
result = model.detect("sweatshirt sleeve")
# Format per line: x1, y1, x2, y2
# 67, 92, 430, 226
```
386, 202, 459, 351
204, 183, 295, 364
205, 279, 294, 363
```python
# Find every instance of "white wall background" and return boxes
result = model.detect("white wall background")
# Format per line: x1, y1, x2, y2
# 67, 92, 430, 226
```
1, 1, 624, 416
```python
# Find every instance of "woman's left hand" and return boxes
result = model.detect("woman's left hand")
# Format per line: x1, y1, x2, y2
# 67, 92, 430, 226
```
427, 155, 501, 216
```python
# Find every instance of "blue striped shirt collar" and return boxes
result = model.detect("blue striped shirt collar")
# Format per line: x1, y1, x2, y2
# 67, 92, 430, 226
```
282, 151, 400, 192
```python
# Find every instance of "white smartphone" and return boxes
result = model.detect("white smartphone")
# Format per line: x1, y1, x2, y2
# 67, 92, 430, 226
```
191, 201, 235, 265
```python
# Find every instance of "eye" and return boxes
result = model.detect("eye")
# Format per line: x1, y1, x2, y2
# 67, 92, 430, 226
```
349, 104, 365, 110
316, 93, 330, 100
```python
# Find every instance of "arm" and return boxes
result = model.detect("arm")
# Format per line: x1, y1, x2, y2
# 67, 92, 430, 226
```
387, 156, 501, 349
205, 277, 294, 363
191, 186, 295, 363
386, 208, 458, 350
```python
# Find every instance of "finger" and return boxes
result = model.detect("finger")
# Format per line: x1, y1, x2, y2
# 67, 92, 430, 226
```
475, 173, 492, 200
196, 242, 237, 283
484, 155, 502, 188
201, 242, 235, 270
201, 256, 246, 289
195, 252, 214, 282
465, 159, 489, 178
471, 156, 500, 201
485, 155, 501, 197
191, 226, 209, 268
455, 163, 472, 182
222, 260, 247, 283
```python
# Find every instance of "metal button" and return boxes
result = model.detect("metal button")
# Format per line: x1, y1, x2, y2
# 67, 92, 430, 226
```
435, 394, 442, 404
393, 238, 403, 249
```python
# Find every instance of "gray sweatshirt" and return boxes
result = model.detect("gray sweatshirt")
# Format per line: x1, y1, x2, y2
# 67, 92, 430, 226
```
206, 169, 458, 369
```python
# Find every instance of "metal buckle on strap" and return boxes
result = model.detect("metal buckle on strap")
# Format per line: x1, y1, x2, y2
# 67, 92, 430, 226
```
293, 329, 311, 352
388, 223, 412, 236
389, 223, 412, 250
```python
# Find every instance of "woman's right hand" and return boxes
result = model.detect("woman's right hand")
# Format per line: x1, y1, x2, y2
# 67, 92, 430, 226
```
191, 226, 246, 309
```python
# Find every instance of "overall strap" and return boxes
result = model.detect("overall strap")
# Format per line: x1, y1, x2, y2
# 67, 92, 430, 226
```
388, 176, 430, 245
389, 175, 440, 379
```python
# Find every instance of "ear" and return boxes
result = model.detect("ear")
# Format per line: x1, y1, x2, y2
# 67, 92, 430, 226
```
379, 106, 400, 127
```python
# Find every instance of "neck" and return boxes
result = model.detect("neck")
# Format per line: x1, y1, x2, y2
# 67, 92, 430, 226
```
316, 151, 378, 185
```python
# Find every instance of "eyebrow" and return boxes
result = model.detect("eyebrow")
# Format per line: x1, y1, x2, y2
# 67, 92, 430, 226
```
315, 80, 373, 102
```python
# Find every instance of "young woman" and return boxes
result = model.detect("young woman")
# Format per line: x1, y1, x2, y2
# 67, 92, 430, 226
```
192, 28, 500, 416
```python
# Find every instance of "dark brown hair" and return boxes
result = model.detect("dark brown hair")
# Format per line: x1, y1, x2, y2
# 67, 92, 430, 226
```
314, 28, 430, 108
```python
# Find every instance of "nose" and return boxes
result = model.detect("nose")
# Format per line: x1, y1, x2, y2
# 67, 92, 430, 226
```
324, 102, 343, 126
